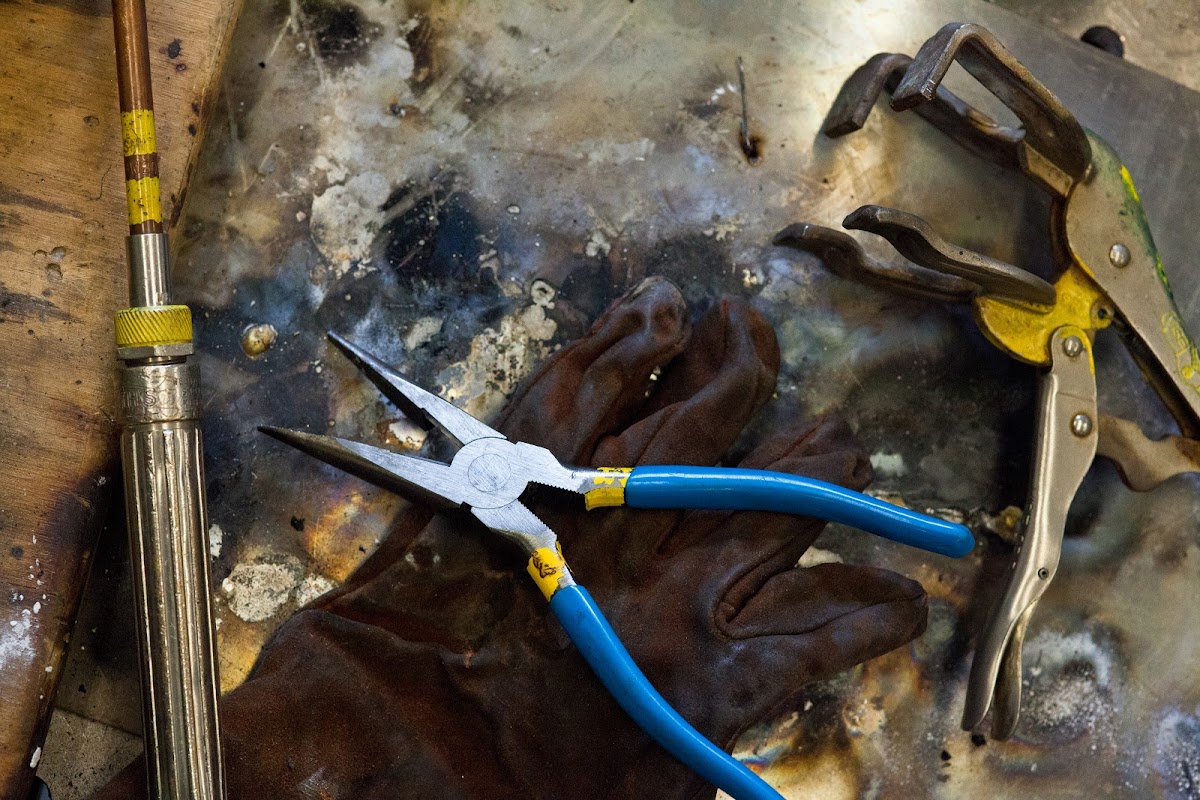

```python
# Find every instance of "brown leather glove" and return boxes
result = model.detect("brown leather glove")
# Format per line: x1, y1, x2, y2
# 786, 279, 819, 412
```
96, 277, 927, 800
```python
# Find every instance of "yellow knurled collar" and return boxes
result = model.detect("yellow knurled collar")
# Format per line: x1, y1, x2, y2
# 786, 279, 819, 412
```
114, 305, 193, 348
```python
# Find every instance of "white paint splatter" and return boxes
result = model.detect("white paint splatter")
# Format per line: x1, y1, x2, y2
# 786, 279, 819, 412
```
703, 218, 741, 241
0, 609, 36, 672
435, 295, 558, 423
798, 547, 844, 568
843, 697, 886, 737
387, 418, 427, 449
585, 228, 611, 257
221, 555, 304, 623
869, 452, 908, 478
208, 524, 224, 559
403, 316, 443, 351
309, 170, 391, 271
294, 574, 336, 607
29, 746, 41, 768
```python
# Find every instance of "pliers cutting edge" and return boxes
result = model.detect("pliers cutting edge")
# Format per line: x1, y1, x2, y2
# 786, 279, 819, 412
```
776, 23, 1200, 740
261, 332, 972, 800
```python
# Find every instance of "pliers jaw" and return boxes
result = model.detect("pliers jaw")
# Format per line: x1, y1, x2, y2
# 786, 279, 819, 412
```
825, 22, 1090, 199
842, 205, 1056, 307
326, 332, 503, 448
258, 427, 466, 512
262, 335, 618, 559
822, 50, 1024, 174
772, 222, 979, 304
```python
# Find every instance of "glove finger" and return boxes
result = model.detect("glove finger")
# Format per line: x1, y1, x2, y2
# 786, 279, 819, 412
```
664, 412, 872, 560
592, 296, 779, 469
637, 561, 926, 739
556, 298, 778, 592
723, 563, 926, 696
497, 276, 689, 465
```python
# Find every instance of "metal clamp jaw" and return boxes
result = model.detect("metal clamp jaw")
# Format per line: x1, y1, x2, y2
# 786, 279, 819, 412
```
823, 22, 1089, 199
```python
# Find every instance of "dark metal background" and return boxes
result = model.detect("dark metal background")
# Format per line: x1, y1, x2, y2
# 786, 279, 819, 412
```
46, 1, 1200, 797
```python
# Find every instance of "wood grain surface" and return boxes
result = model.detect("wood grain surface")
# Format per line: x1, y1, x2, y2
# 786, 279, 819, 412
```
0, 0, 237, 796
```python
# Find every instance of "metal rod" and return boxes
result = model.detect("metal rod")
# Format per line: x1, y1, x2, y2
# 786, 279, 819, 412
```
736, 56, 759, 162
111, 1, 226, 797
113, 0, 163, 236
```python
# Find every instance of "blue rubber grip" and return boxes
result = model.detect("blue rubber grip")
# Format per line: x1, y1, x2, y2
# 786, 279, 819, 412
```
549, 585, 783, 800
625, 466, 974, 558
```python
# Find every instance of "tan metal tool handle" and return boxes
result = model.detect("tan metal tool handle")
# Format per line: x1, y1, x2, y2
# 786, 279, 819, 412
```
120, 364, 225, 800
120, 361, 225, 799
1063, 133, 1200, 440
961, 327, 1098, 739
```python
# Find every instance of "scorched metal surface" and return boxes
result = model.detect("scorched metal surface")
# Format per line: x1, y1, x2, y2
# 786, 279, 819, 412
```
56, 1, 1200, 797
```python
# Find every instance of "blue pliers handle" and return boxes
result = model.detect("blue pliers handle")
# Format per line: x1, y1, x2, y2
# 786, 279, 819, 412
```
621, 467, 973, 558
262, 333, 975, 800
551, 585, 782, 800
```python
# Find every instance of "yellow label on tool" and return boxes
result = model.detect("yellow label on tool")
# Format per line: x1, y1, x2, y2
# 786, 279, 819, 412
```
583, 467, 632, 510
125, 177, 162, 225
121, 110, 157, 157
527, 543, 569, 601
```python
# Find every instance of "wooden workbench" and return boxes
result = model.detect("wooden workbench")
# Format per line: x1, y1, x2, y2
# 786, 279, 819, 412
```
0, 1, 237, 796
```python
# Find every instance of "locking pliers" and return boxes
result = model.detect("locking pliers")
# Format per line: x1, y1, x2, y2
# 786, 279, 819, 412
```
776, 22, 1200, 740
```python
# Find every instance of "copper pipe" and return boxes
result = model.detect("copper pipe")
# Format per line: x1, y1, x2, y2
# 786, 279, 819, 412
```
113, 0, 162, 235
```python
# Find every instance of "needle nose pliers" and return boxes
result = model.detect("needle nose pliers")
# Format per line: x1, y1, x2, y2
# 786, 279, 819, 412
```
260, 332, 972, 800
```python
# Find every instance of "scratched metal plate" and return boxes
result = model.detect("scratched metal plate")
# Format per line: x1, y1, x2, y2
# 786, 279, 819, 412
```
56, 1, 1200, 797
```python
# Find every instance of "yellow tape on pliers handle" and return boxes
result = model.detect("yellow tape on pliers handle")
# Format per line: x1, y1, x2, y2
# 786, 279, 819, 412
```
584, 467, 631, 510
527, 543, 570, 601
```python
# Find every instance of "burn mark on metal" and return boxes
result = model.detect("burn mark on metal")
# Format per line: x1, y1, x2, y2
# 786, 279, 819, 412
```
298, 0, 381, 67
643, 233, 748, 307
379, 179, 490, 287
0, 183, 81, 218
404, 13, 435, 88
0, 286, 74, 324
30, 0, 108, 17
